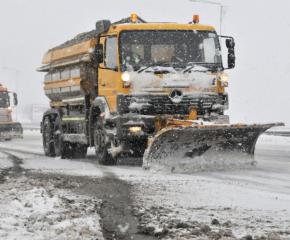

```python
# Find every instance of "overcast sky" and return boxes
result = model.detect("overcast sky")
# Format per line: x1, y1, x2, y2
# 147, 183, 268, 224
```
0, 0, 289, 126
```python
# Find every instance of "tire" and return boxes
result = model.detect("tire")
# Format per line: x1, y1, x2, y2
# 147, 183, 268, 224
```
43, 116, 55, 157
53, 116, 72, 159
94, 123, 117, 165
5, 138, 12, 141
75, 144, 88, 158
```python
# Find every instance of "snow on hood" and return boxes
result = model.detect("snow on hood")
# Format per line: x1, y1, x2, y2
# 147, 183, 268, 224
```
128, 65, 216, 92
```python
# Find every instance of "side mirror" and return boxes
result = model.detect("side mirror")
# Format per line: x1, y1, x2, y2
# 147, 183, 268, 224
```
13, 93, 18, 106
226, 39, 235, 69
226, 39, 235, 48
96, 20, 111, 33
94, 43, 104, 63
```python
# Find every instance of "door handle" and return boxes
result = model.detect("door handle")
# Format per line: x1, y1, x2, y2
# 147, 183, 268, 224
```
100, 78, 106, 86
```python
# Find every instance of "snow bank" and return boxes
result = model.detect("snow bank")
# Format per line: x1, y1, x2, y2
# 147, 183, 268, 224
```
129, 172, 290, 239
0, 178, 104, 240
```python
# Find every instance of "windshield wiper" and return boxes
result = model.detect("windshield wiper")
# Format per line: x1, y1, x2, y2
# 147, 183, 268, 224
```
183, 65, 207, 73
183, 62, 222, 73
137, 62, 172, 73
137, 66, 151, 73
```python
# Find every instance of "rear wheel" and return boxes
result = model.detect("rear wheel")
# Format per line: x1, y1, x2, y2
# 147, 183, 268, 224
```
43, 116, 55, 157
53, 116, 73, 159
94, 123, 116, 165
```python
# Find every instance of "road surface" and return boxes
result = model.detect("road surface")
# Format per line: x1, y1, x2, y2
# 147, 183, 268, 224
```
0, 130, 289, 239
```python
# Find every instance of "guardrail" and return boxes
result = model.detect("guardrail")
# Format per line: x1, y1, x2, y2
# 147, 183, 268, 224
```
263, 131, 290, 137
21, 124, 290, 136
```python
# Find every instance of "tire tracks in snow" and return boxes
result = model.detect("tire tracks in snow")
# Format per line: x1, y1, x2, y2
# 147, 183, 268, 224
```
0, 150, 157, 240
0, 150, 27, 183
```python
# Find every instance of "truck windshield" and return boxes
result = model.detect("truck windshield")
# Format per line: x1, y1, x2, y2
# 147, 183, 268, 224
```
119, 30, 222, 71
0, 91, 9, 108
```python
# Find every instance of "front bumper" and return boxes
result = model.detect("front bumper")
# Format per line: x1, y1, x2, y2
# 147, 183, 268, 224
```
110, 114, 155, 141
0, 122, 23, 139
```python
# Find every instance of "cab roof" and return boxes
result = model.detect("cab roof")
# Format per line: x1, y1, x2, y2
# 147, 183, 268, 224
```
110, 22, 215, 33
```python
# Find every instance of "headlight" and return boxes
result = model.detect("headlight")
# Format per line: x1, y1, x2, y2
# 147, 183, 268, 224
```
7, 106, 12, 111
129, 126, 141, 132
220, 73, 229, 82
121, 72, 130, 82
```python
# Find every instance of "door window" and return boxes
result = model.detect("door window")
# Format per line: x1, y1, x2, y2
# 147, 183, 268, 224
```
105, 37, 117, 70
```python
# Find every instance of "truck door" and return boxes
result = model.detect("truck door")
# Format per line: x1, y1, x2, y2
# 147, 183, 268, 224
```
98, 35, 118, 112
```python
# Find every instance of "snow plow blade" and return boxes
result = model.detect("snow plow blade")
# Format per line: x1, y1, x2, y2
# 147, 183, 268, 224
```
0, 122, 23, 140
143, 123, 284, 172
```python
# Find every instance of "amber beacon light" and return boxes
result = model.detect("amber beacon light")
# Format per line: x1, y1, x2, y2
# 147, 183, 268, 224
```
193, 15, 200, 24
131, 14, 138, 23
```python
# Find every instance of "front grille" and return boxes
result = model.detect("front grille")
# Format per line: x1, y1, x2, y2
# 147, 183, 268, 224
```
124, 94, 222, 115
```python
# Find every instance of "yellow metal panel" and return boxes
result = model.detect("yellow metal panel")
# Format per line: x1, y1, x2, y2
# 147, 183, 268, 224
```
184, 109, 197, 120
42, 52, 53, 64
109, 23, 216, 34
50, 101, 66, 107
51, 48, 64, 62
44, 39, 98, 64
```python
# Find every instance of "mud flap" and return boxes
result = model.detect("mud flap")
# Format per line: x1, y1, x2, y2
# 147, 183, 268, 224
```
143, 123, 284, 172
0, 122, 23, 140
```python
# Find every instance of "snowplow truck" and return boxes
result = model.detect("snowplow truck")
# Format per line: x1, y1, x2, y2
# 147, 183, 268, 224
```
0, 84, 23, 140
37, 15, 283, 170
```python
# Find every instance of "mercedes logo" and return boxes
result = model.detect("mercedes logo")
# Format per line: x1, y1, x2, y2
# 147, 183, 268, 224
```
169, 89, 183, 103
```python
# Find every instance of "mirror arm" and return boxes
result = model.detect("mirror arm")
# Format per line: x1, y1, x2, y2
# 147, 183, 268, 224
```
219, 36, 236, 70
218, 35, 234, 40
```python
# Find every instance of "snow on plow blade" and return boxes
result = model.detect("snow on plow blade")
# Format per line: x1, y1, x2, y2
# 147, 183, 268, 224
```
143, 123, 284, 172
0, 122, 23, 140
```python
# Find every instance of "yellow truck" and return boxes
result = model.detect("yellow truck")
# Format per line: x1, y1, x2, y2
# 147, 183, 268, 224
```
37, 15, 282, 170
0, 84, 23, 140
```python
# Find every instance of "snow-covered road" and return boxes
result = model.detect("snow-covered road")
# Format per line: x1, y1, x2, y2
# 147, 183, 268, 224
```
0, 130, 289, 239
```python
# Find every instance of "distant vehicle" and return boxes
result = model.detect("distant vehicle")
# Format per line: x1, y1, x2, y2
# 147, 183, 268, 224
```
37, 14, 283, 170
0, 84, 23, 140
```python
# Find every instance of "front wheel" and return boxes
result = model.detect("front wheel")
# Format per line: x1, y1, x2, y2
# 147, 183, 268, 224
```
53, 116, 73, 159
94, 124, 117, 165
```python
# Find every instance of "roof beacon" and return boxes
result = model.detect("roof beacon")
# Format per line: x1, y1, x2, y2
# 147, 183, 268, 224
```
193, 15, 199, 24
131, 14, 138, 23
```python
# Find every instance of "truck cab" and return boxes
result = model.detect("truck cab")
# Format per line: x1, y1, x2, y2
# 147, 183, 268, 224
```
0, 84, 22, 140
98, 19, 230, 121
